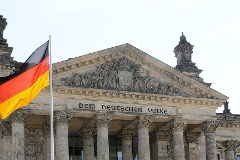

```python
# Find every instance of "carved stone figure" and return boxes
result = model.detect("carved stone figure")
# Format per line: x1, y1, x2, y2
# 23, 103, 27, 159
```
61, 57, 190, 96
0, 15, 8, 47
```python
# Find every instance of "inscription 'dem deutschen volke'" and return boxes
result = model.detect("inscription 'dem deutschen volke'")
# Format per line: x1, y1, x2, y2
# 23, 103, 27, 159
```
77, 103, 168, 115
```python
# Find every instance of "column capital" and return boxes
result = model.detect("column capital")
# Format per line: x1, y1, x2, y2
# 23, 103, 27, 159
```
94, 112, 113, 128
119, 128, 134, 141
169, 117, 187, 132
202, 120, 219, 133
2, 121, 11, 136
186, 132, 201, 143
135, 115, 153, 129
7, 109, 29, 123
54, 110, 73, 124
82, 125, 95, 139
224, 140, 238, 151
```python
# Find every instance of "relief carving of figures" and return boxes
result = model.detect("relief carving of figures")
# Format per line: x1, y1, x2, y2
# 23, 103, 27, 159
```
61, 57, 187, 96
25, 128, 44, 160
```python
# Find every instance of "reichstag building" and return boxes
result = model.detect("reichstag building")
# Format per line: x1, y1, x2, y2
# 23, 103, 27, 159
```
0, 15, 240, 160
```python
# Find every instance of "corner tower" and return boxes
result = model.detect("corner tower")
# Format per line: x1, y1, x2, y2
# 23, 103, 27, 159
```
0, 15, 19, 77
174, 32, 211, 86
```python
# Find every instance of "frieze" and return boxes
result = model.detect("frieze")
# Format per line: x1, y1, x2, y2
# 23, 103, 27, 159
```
60, 57, 190, 96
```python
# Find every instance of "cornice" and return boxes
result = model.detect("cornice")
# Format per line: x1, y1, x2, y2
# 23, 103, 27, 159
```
43, 85, 224, 108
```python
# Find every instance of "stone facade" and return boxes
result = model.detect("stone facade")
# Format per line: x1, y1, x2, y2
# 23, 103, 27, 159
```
1, 15, 240, 160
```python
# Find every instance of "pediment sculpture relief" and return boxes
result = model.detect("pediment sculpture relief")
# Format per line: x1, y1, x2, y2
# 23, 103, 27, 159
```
60, 57, 191, 96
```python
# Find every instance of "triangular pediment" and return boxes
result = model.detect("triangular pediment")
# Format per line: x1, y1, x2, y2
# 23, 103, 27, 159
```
52, 43, 228, 101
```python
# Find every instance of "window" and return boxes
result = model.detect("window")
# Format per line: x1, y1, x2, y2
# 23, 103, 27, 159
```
237, 155, 240, 160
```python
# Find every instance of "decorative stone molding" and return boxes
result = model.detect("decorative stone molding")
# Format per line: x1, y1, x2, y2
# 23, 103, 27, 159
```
7, 109, 29, 123
25, 128, 44, 160
134, 115, 153, 129
82, 125, 95, 139
52, 86, 222, 109
202, 120, 219, 133
169, 117, 187, 132
94, 112, 113, 128
54, 110, 73, 124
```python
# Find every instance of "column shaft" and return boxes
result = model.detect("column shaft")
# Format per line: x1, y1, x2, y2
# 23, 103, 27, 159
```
83, 126, 95, 160
122, 140, 133, 160
121, 128, 133, 160
224, 140, 237, 160
83, 137, 94, 160
9, 109, 28, 160
170, 117, 187, 160
172, 131, 185, 160
137, 116, 152, 160
202, 120, 218, 160
138, 127, 150, 160
56, 123, 69, 160
225, 150, 235, 160
97, 126, 109, 160
205, 133, 217, 160
95, 113, 112, 160
55, 111, 73, 160
197, 133, 206, 160
12, 122, 25, 160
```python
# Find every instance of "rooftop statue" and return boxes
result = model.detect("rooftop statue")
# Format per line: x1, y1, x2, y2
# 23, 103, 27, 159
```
0, 15, 8, 47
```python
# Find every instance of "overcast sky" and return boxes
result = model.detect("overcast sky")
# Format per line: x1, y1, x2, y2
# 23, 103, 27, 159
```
1, 0, 240, 113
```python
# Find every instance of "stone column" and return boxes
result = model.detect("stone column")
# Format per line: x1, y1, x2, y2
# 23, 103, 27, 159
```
151, 129, 171, 160
202, 120, 218, 160
82, 125, 95, 160
186, 131, 205, 160
95, 112, 112, 160
170, 117, 187, 160
2, 121, 12, 160
54, 111, 73, 160
224, 140, 237, 160
197, 132, 206, 160
8, 109, 28, 160
137, 115, 152, 160
43, 123, 51, 160
120, 128, 134, 160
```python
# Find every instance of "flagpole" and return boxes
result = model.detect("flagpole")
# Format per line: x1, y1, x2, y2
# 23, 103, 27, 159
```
49, 36, 54, 160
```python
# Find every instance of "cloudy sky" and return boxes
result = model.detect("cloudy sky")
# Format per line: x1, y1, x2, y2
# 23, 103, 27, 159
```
1, 0, 240, 113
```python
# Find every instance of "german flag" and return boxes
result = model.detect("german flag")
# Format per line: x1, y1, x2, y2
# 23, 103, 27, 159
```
0, 41, 49, 119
